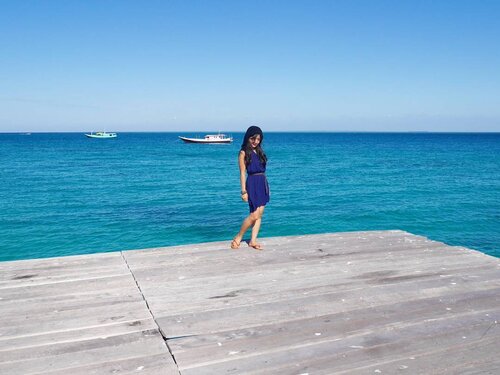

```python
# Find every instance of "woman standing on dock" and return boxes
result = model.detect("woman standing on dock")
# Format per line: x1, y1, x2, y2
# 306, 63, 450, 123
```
231, 126, 270, 250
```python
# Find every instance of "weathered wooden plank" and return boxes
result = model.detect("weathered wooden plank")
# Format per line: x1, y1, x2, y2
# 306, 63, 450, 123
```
454, 360, 500, 375
0, 301, 151, 337
155, 284, 500, 338
126, 249, 486, 310
0, 252, 124, 276
342, 336, 500, 375
170, 286, 498, 356
1, 329, 161, 363
0, 315, 155, 345
122, 230, 410, 259
0, 293, 145, 320
0, 318, 158, 351
0, 266, 132, 289
130, 253, 495, 301
144, 266, 499, 320
296, 324, 500, 375
123, 233, 487, 282
0, 330, 173, 375
140, 257, 499, 317
38, 354, 179, 375
224, 334, 500, 375
0, 288, 147, 317
168, 306, 500, 370
121, 231, 432, 270
177, 311, 500, 374
38, 353, 178, 375
124, 241, 451, 286
0, 274, 136, 301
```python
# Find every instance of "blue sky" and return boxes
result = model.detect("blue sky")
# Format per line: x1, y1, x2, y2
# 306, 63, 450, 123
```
1, 0, 499, 132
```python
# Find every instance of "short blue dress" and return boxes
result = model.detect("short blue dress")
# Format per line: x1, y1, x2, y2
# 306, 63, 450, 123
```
246, 151, 270, 213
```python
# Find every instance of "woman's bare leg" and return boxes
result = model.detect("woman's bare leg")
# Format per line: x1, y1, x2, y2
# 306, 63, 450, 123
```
249, 207, 264, 249
251, 218, 261, 242
232, 215, 256, 246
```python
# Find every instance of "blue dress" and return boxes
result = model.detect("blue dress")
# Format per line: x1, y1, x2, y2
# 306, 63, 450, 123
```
246, 151, 270, 212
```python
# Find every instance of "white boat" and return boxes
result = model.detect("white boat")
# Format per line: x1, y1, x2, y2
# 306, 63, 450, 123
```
179, 133, 233, 144
85, 131, 117, 139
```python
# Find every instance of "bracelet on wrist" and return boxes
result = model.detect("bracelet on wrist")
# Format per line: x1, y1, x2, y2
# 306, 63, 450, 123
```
241, 191, 247, 195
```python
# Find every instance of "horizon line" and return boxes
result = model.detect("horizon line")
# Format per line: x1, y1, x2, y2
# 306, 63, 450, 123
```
2, 130, 499, 134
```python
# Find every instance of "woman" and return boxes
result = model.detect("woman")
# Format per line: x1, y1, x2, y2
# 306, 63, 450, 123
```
231, 126, 270, 250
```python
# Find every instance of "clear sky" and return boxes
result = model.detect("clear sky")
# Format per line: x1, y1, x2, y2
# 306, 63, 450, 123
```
1, 0, 499, 132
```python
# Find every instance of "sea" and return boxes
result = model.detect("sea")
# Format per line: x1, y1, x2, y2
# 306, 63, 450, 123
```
0, 132, 499, 262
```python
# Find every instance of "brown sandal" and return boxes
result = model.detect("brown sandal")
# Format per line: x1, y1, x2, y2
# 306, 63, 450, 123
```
248, 242, 263, 250
230, 239, 241, 249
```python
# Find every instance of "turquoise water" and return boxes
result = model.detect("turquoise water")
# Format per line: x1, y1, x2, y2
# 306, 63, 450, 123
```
0, 132, 498, 261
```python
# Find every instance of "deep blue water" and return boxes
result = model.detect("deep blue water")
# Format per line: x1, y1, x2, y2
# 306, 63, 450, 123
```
0, 132, 498, 261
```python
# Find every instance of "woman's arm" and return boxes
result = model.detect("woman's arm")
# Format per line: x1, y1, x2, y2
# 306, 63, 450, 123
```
238, 150, 248, 201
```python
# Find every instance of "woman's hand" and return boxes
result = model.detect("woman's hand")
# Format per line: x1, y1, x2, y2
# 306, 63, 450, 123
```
241, 192, 248, 202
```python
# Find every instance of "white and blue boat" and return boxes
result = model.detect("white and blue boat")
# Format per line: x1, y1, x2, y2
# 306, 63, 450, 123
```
179, 133, 232, 144
85, 131, 117, 139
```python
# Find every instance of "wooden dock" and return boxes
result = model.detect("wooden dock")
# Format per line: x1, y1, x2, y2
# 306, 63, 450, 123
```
1, 230, 499, 374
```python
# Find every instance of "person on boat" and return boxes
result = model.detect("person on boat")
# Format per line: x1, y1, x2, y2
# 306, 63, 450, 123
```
231, 126, 270, 250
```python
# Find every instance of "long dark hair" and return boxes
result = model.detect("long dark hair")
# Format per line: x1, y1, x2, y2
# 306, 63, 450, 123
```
241, 126, 267, 166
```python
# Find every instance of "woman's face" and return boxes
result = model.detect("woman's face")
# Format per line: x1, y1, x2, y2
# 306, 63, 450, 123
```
249, 134, 261, 148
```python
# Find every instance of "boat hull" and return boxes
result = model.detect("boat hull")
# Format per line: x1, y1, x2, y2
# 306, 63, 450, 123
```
85, 134, 117, 138
179, 136, 232, 144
